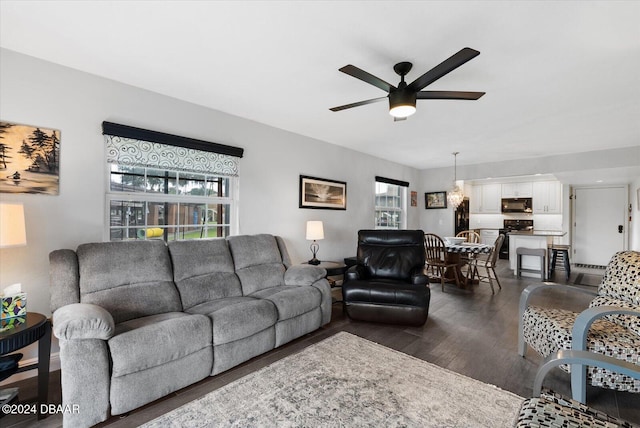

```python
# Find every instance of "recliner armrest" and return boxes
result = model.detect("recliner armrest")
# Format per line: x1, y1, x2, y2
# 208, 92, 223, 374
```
410, 267, 429, 286
345, 265, 366, 282
53, 303, 115, 341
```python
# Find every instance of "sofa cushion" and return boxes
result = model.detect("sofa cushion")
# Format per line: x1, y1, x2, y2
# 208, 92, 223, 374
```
227, 234, 286, 295
250, 286, 321, 320
186, 297, 278, 345
77, 241, 181, 324
109, 312, 212, 378
168, 239, 243, 310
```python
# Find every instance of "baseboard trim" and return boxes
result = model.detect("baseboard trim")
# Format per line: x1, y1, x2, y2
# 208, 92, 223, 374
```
0, 352, 60, 386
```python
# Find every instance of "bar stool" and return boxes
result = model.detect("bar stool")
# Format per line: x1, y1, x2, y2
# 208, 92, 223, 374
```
516, 247, 547, 281
549, 244, 571, 281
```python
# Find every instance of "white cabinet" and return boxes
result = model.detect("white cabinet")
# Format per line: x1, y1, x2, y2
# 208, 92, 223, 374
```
480, 229, 499, 245
470, 183, 501, 214
501, 182, 532, 198
533, 181, 562, 214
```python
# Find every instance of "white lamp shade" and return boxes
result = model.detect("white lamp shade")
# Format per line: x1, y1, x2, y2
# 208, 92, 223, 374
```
0, 202, 27, 248
305, 221, 324, 240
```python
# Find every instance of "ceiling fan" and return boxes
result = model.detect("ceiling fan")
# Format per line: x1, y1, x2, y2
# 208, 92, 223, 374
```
330, 47, 485, 121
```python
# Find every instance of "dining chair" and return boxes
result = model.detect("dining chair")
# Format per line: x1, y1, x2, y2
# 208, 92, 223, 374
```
455, 230, 480, 243
469, 234, 505, 294
424, 233, 460, 291
456, 230, 481, 278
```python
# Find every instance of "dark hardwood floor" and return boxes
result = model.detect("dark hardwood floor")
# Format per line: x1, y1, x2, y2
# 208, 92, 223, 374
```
3, 260, 639, 427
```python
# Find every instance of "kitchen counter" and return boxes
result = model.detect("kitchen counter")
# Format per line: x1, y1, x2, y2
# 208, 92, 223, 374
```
507, 231, 566, 276
508, 230, 566, 237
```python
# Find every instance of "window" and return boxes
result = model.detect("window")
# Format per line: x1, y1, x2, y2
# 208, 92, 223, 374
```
374, 176, 408, 230
103, 122, 242, 242
107, 165, 236, 241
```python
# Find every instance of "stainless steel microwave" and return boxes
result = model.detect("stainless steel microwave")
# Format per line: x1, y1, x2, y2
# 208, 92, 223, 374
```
501, 198, 532, 213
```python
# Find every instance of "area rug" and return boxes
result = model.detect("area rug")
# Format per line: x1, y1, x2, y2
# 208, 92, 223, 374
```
141, 332, 524, 427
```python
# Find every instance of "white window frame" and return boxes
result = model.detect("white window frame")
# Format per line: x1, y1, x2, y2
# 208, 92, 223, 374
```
105, 165, 239, 241
374, 180, 407, 230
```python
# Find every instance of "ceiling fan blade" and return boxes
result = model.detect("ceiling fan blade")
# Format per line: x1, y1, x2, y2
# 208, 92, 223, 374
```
330, 97, 387, 112
407, 48, 480, 92
416, 91, 485, 100
339, 65, 396, 93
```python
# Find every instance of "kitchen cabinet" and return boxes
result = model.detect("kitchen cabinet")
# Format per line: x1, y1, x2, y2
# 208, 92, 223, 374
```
501, 182, 532, 198
470, 183, 501, 214
533, 181, 562, 214
480, 229, 499, 245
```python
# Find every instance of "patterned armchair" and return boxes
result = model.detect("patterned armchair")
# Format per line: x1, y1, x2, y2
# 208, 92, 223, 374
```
518, 251, 640, 403
516, 349, 640, 427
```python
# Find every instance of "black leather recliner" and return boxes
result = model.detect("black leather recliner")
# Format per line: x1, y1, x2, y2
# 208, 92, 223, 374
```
342, 229, 430, 326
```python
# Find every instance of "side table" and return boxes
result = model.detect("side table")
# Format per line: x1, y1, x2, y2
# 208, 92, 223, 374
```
0, 312, 52, 419
303, 261, 347, 304
303, 260, 347, 283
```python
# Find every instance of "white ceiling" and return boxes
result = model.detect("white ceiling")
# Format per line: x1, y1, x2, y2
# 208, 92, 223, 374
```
1, 1, 639, 173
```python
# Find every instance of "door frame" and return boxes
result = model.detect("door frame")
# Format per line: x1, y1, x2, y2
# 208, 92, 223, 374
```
571, 185, 629, 266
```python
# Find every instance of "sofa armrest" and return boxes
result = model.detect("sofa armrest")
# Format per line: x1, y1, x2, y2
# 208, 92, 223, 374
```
53, 303, 115, 341
518, 283, 598, 356
284, 265, 327, 286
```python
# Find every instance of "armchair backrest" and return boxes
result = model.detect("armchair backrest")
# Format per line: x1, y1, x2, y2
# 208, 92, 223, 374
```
356, 230, 425, 281
598, 251, 640, 305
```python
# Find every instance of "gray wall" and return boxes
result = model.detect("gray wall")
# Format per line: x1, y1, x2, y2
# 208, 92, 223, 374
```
419, 148, 640, 248
0, 49, 422, 367
1, 48, 638, 373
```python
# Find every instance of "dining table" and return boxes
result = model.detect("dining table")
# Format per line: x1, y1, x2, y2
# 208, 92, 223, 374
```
445, 242, 493, 287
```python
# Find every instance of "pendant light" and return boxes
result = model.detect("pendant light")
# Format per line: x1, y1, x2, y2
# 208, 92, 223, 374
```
447, 152, 464, 209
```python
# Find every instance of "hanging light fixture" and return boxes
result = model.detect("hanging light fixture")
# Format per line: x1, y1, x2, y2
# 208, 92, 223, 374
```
447, 152, 464, 209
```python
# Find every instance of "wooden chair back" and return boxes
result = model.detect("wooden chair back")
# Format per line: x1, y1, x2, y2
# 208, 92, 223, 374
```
456, 230, 480, 243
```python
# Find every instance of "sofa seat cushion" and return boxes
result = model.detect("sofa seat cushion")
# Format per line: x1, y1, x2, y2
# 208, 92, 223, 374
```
187, 297, 277, 345
250, 286, 321, 321
522, 305, 640, 393
109, 312, 212, 378
342, 279, 430, 308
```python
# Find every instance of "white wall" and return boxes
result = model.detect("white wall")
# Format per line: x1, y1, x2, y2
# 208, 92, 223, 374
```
420, 152, 639, 246
0, 49, 421, 365
631, 178, 640, 251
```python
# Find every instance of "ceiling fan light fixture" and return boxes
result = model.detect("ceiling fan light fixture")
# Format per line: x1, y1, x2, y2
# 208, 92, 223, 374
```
388, 90, 416, 118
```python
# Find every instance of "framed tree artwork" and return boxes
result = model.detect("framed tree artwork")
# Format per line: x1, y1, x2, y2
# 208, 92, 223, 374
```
0, 121, 60, 195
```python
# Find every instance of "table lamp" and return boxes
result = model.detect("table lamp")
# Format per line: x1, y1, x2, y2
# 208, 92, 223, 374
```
0, 202, 27, 248
305, 221, 324, 265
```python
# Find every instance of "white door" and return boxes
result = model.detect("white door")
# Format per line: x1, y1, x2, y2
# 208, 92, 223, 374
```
573, 186, 627, 266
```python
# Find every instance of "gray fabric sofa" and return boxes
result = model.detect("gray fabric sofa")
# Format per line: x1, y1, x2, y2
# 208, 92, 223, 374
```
49, 234, 331, 427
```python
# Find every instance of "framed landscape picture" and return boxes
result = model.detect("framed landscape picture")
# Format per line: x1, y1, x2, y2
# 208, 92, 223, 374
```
299, 175, 347, 210
0, 121, 60, 195
425, 191, 447, 209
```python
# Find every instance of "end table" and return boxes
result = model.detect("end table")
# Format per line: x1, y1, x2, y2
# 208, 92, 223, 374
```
0, 312, 52, 419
